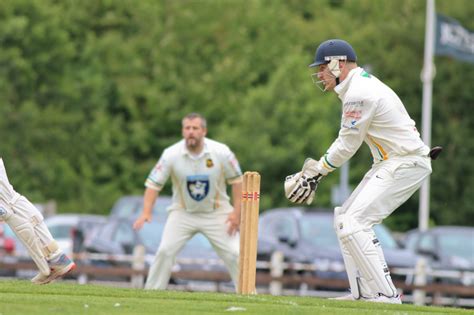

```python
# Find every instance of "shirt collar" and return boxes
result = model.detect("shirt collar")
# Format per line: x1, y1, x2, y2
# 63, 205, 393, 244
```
182, 138, 209, 158
334, 67, 363, 100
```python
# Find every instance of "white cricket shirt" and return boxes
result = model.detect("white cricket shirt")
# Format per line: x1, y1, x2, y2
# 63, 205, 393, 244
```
145, 138, 242, 213
320, 67, 430, 173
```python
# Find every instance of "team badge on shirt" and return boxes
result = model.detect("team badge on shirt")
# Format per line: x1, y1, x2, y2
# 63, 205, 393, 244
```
206, 158, 214, 168
186, 175, 210, 201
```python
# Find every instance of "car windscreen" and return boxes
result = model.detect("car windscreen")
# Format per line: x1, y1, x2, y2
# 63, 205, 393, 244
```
111, 197, 171, 218
48, 224, 72, 239
438, 231, 474, 261
138, 221, 164, 250
111, 198, 142, 217
300, 215, 339, 248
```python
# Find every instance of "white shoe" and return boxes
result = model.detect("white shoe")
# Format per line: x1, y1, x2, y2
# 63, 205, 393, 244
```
364, 294, 402, 304
31, 253, 76, 285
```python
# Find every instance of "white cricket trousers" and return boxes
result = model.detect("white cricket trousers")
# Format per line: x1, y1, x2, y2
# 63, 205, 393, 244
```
145, 209, 239, 290
336, 154, 432, 298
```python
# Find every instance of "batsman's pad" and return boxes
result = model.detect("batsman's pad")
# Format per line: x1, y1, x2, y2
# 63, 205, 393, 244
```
0, 198, 54, 276
334, 213, 397, 297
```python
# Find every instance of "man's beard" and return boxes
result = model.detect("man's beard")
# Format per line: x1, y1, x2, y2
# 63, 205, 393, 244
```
186, 137, 201, 149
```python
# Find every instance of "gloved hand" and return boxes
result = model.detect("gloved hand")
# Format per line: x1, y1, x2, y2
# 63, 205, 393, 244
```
284, 158, 324, 205
284, 172, 321, 204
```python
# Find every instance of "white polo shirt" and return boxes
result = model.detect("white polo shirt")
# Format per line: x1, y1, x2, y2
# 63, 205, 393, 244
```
145, 138, 242, 213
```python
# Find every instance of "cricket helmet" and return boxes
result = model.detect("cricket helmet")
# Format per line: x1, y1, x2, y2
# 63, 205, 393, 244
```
309, 39, 357, 68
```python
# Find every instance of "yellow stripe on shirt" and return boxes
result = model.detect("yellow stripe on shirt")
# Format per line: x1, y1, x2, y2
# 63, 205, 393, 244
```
369, 137, 388, 160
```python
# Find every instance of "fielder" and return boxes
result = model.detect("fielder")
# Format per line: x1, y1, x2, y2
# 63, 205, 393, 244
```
0, 158, 75, 284
285, 39, 438, 304
133, 112, 242, 290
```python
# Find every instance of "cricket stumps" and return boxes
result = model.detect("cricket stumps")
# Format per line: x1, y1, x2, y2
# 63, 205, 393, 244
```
238, 171, 261, 294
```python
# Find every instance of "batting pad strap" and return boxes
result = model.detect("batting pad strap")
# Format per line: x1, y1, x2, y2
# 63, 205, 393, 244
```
30, 214, 42, 227
42, 240, 59, 257
7, 193, 21, 206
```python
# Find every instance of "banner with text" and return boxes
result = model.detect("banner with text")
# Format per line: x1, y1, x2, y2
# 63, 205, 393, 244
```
436, 14, 474, 64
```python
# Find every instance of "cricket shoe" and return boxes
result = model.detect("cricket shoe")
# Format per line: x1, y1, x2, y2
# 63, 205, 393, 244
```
31, 253, 76, 285
329, 293, 402, 304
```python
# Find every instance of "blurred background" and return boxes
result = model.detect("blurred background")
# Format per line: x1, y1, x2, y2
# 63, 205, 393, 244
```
0, 0, 472, 230
0, 0, 473, 306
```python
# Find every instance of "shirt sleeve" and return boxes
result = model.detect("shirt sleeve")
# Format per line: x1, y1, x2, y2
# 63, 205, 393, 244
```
145, 149, 172, 191
221, 147, 243, 185
321, 97, 377, 171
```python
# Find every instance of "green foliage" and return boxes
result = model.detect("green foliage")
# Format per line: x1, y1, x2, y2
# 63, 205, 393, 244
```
0, 0, 472, 230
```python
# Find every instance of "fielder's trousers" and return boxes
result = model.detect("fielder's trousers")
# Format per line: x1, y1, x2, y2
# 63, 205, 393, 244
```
145, 209, 239, 290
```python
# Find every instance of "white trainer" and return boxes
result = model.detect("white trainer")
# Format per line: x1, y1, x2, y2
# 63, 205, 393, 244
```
329, 293, 401, 304
31, 253, 76, 285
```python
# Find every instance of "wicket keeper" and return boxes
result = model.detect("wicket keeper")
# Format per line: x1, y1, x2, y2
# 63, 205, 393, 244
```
285, 39, 434, 304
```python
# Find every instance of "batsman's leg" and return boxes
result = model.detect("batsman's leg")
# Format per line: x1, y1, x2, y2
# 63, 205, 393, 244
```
11, 197, 75, 284
1, 195, 77, 284
335, 212, 398, 298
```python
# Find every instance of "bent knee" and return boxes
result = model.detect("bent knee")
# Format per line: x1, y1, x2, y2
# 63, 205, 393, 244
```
334, 212, 365, 239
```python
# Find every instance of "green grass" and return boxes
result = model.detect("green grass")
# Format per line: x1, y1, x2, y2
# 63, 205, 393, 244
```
0, 280, 471, 315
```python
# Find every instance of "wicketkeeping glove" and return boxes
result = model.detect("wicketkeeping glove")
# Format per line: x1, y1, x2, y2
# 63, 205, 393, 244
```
284, 172, 322, 205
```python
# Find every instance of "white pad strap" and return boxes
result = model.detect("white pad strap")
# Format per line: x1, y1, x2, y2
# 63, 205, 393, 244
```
335, 213, 397, 297
43, 241, 59, 258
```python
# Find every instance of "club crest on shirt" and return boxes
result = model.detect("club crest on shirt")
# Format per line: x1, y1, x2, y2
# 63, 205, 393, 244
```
206, 158, 214, 168
186, 175, 210, 201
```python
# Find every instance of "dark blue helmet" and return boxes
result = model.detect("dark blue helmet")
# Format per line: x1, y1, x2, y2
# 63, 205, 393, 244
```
309, 39, 357, 68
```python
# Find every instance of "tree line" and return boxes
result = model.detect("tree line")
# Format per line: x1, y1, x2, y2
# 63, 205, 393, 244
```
0, 0, 472, 231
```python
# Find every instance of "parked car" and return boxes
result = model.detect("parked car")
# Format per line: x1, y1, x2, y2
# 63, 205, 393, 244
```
44, 214, 108, 257
0, 222, 17, 276
84, 195, 228, 285
401, 226, 474, 286
109, 195, 172, 218
257, 208, 418, 288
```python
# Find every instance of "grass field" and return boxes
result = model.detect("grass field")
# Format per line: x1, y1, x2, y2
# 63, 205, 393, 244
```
0, 280, 471, 315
